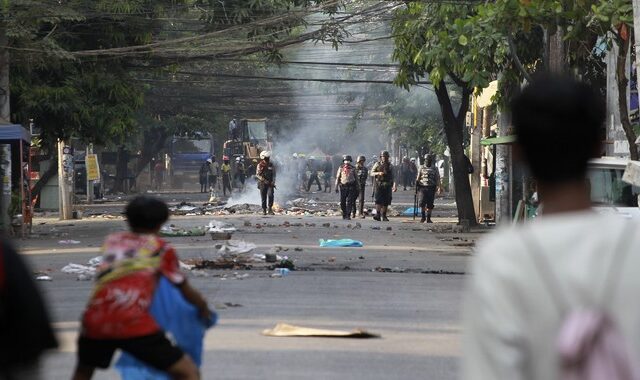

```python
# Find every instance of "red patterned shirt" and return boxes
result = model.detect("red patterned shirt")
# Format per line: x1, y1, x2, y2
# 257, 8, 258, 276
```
81, 232, 184, 339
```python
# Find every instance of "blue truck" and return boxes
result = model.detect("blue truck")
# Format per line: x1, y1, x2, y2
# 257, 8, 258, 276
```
168, 133, 214, 189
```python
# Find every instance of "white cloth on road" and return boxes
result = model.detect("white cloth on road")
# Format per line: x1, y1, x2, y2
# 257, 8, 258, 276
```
462, 211, 640, 380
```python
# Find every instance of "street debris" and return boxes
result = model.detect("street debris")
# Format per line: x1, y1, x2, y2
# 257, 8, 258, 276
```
58, 239, 81, 244
262, 323, 379, 338
319, 239, 363, 248
36, 275, 53, 281
271, 268, 290, 278
160, 225, 206, 237
216, 240, 256, 255
207, 220, 237, 240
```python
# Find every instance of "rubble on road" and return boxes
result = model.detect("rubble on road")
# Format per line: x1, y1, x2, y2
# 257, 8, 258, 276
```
160, 225, 206, 237
58, 239, 81, 245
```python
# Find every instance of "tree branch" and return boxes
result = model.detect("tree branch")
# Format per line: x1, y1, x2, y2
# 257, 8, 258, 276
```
507, 34, 533, 83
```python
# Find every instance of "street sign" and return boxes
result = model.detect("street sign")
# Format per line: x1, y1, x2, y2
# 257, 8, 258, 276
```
86, 153, 100, 181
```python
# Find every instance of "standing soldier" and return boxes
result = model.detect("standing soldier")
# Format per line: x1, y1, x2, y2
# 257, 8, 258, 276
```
306, 156, 322, 192
256, 151, 276, 215
352, 155, 368, 219
334, 155, 358, 220
323, 156, 333, 193
221, 156, 233, 197
370, 150, 397, 221
234, 157, 246, 191
199, 160, 209, 193
416, 153, 441, 223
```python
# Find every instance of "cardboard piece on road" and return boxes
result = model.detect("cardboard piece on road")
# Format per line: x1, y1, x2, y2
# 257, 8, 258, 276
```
262, 323, 380, 338
622, 161, 640, 186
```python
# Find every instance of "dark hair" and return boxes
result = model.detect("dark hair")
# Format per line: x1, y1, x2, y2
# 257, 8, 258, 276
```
125, 196, 169, 232
510, 75, 605, 183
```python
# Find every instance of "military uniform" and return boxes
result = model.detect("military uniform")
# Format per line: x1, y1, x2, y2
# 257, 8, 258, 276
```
416, 156, 440, 223
371, 151, 396, 221
335, 156, 358, 220
256, 154, 276, 215
352, 159, 368, 218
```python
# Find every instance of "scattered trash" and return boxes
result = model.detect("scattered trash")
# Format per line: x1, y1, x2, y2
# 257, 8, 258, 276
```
61, 263, 96, 277
223, 302, 243, 308
275, 258, 295, 270
36, 275, 53, 281
358, 256, 365, 260
58, 240, 81, 245
386, 227, 392, 231
160, 225, 206, 237
216, 240, 257, 255
265, 253, 278, 263
87, 256, 102, 267
294, 247, 304, 252
319, 239, 364, 248
274, 268, 290, 276
262, 323, 379, 338
402, 207, 420, 216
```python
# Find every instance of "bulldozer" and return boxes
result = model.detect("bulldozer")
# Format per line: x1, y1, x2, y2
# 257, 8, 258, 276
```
223, 117, 272, 166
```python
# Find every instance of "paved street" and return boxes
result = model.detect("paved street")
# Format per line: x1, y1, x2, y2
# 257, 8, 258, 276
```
21, 188, 482, 379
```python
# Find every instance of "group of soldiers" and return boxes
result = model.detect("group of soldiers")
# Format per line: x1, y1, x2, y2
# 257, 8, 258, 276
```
198, 155, 250, 196
202, 149, 442, 223
333, 151, 442, 222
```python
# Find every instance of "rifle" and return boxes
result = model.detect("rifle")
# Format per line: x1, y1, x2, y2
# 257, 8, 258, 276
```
413, 186, 418, 220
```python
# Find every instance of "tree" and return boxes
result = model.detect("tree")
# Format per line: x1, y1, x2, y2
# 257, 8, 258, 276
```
392, 3, 499, 226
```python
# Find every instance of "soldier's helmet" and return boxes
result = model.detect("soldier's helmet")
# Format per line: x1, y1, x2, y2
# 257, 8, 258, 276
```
380, 150, 390, 158
343, 155, 353, 162
357, 155, 366, 162
260, 151, 271, 159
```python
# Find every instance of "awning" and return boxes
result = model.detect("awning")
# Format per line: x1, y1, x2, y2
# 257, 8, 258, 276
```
0, 124, 30, 143
480, 135, 517, 146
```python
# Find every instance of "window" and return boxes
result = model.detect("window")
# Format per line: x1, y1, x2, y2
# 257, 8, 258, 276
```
587, 167, 639, 207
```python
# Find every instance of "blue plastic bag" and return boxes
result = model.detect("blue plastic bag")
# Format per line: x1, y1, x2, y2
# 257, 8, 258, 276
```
402, 207, 420, 216
115, 277, 217, 379
319, 239, 364, 248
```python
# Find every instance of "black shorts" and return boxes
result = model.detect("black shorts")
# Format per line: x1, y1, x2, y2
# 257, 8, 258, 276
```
375, 185, 393, 206
420, 187, 436, 209
77, 332, 184, 370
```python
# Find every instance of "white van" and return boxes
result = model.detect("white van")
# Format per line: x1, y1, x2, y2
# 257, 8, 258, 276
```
587, 157, 640, 219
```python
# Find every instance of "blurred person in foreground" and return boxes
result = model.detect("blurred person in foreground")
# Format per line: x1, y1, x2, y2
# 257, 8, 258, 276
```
462, 76, 640, 379
72, 196, 211, 380
0, 240, 57, 379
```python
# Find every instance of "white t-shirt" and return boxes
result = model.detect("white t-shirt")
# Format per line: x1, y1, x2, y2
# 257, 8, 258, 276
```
462, 211, 640, 380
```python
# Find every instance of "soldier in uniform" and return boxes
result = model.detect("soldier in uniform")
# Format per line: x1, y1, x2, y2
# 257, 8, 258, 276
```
256, 151, 276, 215
322, 156, 333, 193
234, 156, 246, 190
370, 151, 397, 221
352, 155, 368, 219
306, 156, 322, 192
415, 153, 441, 223
334, 155, 358, 220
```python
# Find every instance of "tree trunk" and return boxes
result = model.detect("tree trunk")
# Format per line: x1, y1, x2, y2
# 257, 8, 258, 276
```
433, 82, 477, 226
0, 21, 10, 123
615, 36, 639, 160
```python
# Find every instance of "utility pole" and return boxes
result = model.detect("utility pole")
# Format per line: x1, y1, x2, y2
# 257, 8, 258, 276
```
57, 140, 73, 220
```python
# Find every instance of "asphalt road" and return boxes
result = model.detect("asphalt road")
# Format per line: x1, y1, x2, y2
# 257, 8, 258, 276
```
20, 187, 483, 380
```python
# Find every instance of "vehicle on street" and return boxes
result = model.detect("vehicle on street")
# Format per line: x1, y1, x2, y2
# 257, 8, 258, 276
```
587, 157, 640, 219
168, 133, 215, 189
